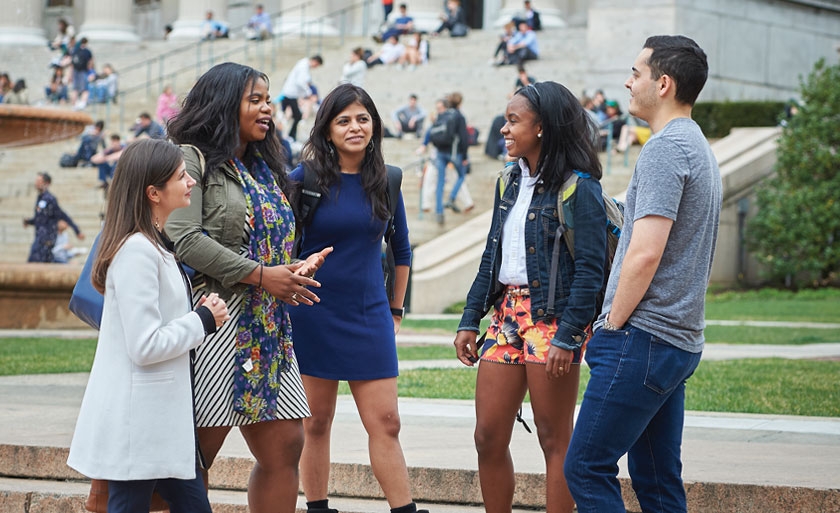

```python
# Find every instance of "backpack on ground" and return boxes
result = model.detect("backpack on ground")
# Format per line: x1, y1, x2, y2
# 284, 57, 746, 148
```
59, 153, 79, 168
428, 108, 458, 148
498, 165, 624, 317
295, 163, 403, 300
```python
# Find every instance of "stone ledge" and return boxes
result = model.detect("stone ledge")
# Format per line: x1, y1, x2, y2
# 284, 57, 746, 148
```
1, 444, 837, 513
0, 264, 87, 329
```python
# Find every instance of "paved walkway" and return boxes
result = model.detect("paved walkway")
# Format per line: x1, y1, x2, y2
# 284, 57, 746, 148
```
1, 325, 839, 499
0, 372, 838, 493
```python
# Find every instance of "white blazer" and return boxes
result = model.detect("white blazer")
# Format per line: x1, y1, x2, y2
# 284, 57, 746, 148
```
68, 233, 206, 480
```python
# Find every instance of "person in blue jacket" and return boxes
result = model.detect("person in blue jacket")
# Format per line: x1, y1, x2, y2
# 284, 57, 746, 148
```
23, 172, 85, 262
453, 81, 607, 513
289, 83, 428, 513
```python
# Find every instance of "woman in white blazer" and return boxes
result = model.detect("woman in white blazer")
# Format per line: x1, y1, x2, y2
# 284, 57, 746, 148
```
68, 138, 230, 513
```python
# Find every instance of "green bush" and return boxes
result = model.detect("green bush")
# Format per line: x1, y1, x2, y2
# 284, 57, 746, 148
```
693, 101, 785, 138
746, 59, 840, 288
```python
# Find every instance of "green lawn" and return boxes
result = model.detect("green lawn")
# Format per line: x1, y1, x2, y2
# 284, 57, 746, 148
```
372, 358, 840, 417
2, 288, 838, 416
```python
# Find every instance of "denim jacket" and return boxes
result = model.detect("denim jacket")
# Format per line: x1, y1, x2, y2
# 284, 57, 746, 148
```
457, 164, 607, 350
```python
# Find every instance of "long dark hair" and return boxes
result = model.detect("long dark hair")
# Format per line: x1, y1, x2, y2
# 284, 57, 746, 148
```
92, 139, 183, 294
514, 81, 602, 190
167, 62, 290, 193
301, 83, 389, 221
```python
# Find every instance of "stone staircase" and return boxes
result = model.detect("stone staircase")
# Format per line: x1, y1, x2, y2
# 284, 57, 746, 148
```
1, 25, 626, 264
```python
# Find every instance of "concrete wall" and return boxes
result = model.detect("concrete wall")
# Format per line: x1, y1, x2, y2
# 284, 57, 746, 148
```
585, 0, 840, 109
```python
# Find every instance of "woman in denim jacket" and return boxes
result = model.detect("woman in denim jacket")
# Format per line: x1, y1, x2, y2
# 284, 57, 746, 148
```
453, 81, 607, 513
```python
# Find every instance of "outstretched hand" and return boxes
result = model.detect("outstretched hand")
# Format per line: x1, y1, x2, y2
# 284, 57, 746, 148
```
295, 246, 333, 278
262, 262, 321, 306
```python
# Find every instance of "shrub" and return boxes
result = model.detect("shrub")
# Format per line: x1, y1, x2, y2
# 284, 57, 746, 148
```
693, 101, 785, 138
746, 59, 840, 288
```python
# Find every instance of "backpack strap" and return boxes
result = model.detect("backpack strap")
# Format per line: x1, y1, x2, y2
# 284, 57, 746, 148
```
383, 165, 403, 301
298, 161, 323, 226
547, 171, 582, 316
292, 162, 323, 258
179, 144, 206, 181
384, 165, 402, 243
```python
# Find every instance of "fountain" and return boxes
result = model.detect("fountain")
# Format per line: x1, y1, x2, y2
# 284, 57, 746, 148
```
0, 104, 94, 329
0, 104, 92, 148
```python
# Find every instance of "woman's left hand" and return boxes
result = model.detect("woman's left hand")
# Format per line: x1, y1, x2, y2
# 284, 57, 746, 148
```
393, 315, 402, 335
546, 345, 573, 379
295, 247, 333, 278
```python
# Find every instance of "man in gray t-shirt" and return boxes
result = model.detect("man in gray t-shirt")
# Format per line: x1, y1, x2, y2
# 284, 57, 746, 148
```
566, 36, 722, 513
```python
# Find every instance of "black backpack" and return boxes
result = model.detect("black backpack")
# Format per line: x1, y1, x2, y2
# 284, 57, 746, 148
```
428, 108, 458, 148
295, 163, 403, 300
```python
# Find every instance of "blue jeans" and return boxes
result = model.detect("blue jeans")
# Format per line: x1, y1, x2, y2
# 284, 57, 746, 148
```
98, 162, 115, 183
565, 324, 702, 513
107, 466, 211, 513
434, 151, 466, 214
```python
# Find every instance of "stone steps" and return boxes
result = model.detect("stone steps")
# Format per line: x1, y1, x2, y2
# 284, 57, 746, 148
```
1, 25, 621, 263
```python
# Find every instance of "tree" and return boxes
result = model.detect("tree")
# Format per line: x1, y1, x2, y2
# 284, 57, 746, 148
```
747, 59, 840, 288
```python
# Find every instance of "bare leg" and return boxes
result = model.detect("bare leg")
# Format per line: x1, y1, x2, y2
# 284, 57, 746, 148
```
300, 376, 339, 503
526, 363, 580, 513
349, 378, 413, 508
474, 361, 528, 513
196, 425, 233, 487
240, 419, 305, 513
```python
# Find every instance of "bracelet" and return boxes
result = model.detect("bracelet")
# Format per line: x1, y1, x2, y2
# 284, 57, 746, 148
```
258, 264, 263, 288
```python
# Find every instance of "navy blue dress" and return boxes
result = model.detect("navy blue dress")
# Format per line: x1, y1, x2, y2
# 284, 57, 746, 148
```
289, 168, 411, 380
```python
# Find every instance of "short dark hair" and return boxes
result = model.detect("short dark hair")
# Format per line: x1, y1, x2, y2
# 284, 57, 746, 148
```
94, 120, 105, 130
643, 35, 708, 106
399, 3, 407, 9
409, 93, 418, 100
311, 55, 323, 65
38, 172, 52, 184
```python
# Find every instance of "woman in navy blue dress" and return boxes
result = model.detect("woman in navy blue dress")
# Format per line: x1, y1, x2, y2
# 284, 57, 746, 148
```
289, 84, 426, 513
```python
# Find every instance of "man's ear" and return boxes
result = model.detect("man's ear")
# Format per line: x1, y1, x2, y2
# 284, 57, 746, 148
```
658, 74, 675, 99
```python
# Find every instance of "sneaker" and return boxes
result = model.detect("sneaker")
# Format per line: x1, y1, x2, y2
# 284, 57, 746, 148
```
436, 213, 445, 226
445, 201, 461, 213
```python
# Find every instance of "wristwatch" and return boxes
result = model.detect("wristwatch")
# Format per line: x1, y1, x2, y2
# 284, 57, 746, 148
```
603, 317, 621, 331
390, 307, 405, 318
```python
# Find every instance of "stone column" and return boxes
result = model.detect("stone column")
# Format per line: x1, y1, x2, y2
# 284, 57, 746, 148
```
168, 0, 228, 40
0, 0, 46, 46
395, 0, 448, 34
276, 0, 338, 37
79, 0, 140, 42
495, 0, 567, 29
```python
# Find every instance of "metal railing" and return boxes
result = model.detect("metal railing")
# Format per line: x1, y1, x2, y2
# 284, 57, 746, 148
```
91, 0, 374, 132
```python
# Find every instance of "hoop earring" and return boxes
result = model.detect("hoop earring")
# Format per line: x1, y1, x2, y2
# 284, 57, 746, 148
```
328, 143, 335, 157
367, 141, 374, 153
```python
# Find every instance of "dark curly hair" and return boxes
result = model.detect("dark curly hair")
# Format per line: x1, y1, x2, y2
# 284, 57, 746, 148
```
166, 62, 290, 195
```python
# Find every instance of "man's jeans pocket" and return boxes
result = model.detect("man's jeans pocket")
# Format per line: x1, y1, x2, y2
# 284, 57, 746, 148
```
642, 335, 701, 395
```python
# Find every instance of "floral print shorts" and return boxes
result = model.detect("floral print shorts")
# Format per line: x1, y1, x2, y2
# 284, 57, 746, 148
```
478, 285, 586, 365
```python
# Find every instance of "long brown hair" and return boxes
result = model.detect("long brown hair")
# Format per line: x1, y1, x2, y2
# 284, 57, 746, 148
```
91, 139, 184, 293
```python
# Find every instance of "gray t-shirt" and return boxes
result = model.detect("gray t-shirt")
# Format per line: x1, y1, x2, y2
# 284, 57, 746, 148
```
599, 117, 722, 353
